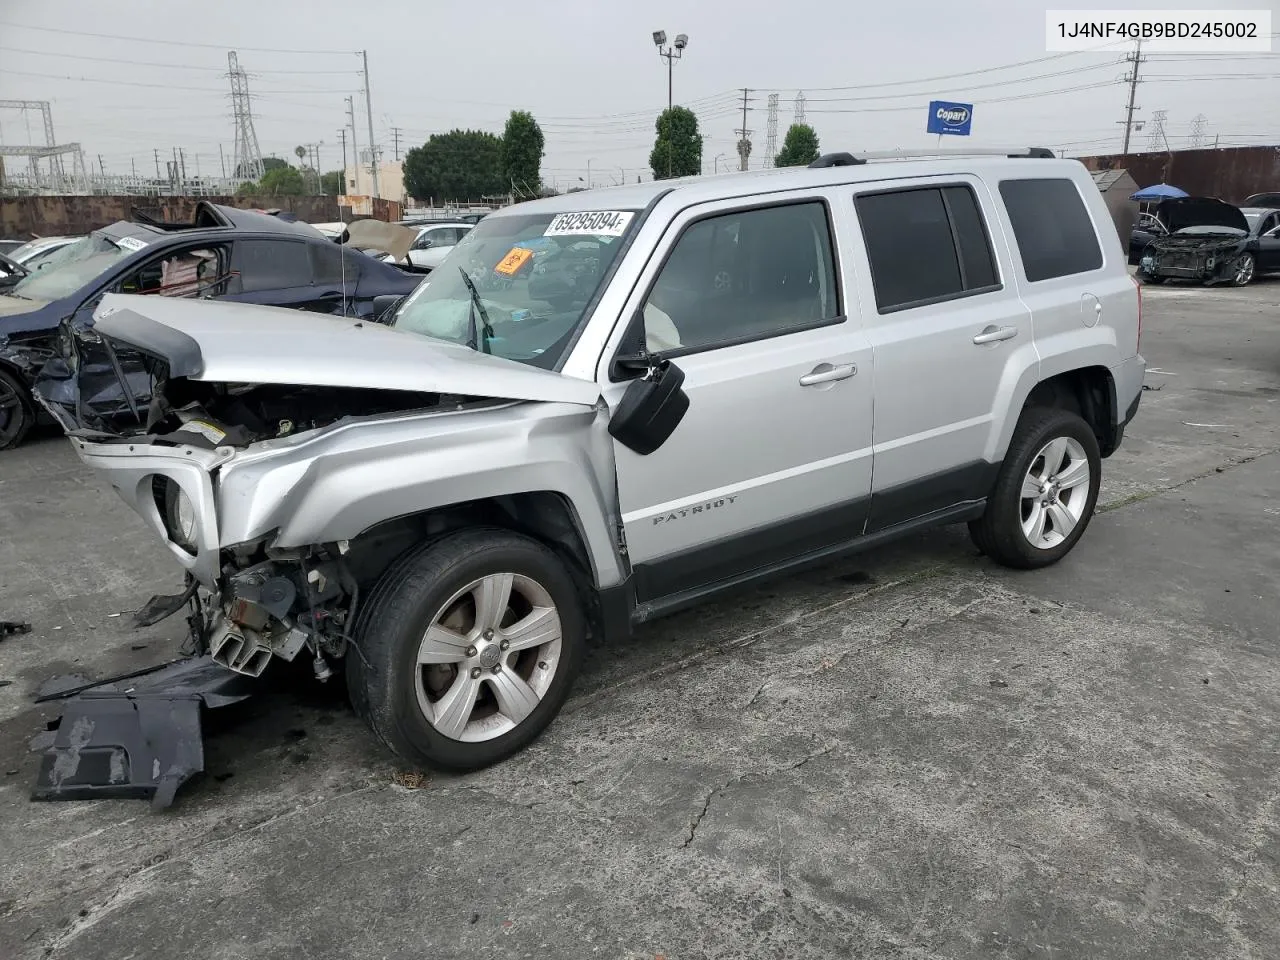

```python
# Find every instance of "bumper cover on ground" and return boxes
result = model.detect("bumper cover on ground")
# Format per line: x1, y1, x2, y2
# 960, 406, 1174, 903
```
31, 656, 256, 810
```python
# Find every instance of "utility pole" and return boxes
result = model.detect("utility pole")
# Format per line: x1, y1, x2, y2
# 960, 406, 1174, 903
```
219, 143, 227, 179
652, 31, 687, 111
346, 96, 361, 194
1121, 39, 1145, 155
178, 147, 187, 183
97, 153, 104, 177
735, 88, 754, 172
153, 148, 161, 179
391, 126, 402, 161
337, 127, 348, 194
172, 147, 180, 194
361, 50, 380, 198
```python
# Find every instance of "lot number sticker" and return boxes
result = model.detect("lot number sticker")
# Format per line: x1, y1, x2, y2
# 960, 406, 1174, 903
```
495, 246, 535, 276
115, 236, 149, 252
544, 211, 633, 237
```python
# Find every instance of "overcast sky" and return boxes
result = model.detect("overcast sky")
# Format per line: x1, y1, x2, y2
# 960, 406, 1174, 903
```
1, 0, 1277, 189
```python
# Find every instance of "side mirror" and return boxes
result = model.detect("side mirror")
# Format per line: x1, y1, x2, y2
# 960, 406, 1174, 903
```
372, 294, 403, 323
608, 356, 690, 455
417, 238, 433, 249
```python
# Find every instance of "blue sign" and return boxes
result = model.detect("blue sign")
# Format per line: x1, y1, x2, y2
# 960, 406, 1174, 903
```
927, 100, 973, 136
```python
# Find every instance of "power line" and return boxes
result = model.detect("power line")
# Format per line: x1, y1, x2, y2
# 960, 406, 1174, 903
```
773, 41, 1132, 93
0, 20, 357, 54
0, 46, 362, 74
803, 79, 1119, 114
798, 59, 1125, 103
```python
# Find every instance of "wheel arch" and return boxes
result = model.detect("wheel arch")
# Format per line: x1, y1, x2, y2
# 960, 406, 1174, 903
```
339, 490, 625, 643
1021, 365, 1120, 456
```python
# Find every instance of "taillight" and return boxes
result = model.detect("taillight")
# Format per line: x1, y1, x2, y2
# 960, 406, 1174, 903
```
1131, 274, 1143, 352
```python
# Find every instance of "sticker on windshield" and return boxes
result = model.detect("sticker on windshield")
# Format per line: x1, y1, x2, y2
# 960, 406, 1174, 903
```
544, 211, 633, 237
115, 236, 149, 253
494, 246, 535, 276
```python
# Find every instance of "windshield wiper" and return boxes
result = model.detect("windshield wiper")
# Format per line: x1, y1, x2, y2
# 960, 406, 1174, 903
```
457, 267, 495, 354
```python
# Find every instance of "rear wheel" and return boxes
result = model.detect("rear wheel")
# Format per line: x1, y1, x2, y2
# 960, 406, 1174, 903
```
348, 528, 585, 771
0, 369, 34, 452
968, 407, 1101, 570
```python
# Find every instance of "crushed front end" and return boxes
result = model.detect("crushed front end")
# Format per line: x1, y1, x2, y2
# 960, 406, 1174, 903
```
1141, 235, 1249, 283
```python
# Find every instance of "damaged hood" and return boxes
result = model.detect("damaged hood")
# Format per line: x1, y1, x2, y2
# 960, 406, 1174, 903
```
1156, 197, 1249, 233
89, 293, 600, 406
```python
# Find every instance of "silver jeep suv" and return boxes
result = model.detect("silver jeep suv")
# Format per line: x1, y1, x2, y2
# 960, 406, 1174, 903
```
47, 148, 1145, 774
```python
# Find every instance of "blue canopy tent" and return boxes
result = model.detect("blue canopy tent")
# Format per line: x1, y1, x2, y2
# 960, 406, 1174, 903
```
1130, 183, 1188, 201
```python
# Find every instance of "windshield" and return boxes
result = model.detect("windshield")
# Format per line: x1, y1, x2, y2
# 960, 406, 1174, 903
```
1172, 225, 1247, 237
390, 209, 637, 368
9, 234, 133, 301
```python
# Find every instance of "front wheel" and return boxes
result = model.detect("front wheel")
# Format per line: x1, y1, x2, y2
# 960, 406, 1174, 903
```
1231, 253, 1255, 286
0, 369, 35, 452
968, 407, 1102, 570
348, 527, 585, 771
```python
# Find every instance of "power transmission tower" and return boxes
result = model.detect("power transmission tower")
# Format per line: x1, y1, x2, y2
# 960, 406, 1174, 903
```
227, 51, 264, 182
391, 126, 403, 161
764, 93, 779, 167
735, 88, 753, 172
361, 50, 380, 198
793, 91, 806, 124
1148, 109, 1167, 152
1189, 114, 1207, 148
1120, 39, 1145, 155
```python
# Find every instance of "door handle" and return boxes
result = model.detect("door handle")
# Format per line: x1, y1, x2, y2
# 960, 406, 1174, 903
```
799, 362, 857, 386
972, 325, 1018, 345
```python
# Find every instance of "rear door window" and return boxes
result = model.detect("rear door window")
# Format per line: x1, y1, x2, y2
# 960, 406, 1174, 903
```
236, 239, 312, 293
855, 184, 1000, 312
999, 178, 1104, 281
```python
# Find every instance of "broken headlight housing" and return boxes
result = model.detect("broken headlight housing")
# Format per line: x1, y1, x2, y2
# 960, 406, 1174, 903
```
153, 475, 198, 552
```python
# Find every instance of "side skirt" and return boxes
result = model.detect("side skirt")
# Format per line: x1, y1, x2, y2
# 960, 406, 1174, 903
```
632, 499, 985, 626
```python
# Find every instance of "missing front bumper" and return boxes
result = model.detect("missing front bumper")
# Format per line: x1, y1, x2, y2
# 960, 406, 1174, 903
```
31, 656, 257, 811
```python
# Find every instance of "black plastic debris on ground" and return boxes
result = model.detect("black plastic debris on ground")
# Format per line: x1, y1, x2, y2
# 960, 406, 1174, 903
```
0, 620, 32, 639
30, 656, 257, 811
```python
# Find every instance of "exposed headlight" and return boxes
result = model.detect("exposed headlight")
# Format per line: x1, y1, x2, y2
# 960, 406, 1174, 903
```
153, 476, 198, 551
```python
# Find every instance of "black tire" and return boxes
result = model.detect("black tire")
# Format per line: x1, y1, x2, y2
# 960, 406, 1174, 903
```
0, 368, 35, 452
968, 407, 1102, 570
347, 527, 586, 771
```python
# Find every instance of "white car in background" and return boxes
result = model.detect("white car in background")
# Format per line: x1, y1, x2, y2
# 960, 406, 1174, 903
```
8, 235, 79, 270
404, 222, 473, 272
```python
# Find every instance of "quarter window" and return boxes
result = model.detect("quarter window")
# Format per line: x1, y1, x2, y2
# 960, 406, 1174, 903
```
642, 201, 839, 354
308, 241, 363, 285
999, 178, 1103, 281
855, 185, 999, 312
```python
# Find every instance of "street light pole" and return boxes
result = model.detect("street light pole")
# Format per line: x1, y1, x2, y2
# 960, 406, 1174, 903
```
652, 30, 688, 112
652, 31, 688, 179
587, 157, 595, 189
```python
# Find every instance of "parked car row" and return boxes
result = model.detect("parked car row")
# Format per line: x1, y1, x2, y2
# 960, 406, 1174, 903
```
1129, 196, 1280, 286
0, 202, 423, 450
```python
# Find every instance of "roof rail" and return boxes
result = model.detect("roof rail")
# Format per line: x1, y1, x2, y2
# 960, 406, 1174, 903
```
808, 146, 1056, 168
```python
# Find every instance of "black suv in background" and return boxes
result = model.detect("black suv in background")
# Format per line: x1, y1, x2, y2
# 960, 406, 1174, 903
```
0, 202, 422, 450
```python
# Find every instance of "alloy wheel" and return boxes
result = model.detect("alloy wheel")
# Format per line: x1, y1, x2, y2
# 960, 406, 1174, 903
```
1020, 436, 1091, 550
414, 572, 563, 742
0, 377, 26, 448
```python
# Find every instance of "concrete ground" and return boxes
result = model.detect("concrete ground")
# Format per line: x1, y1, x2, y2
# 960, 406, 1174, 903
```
1, 275, 1278, 960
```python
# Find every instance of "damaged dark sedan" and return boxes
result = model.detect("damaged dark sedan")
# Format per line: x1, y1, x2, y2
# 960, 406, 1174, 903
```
0, 202, 422, 451
1135, 197, 1276, 286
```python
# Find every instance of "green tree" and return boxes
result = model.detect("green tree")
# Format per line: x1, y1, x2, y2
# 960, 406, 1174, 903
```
650, 107, 702, 180
774, 123, 820, 167
235, 181, 259, 196
258, 165, 306, 196
403, 129, 505, 202
501, 110, 545, 197
320, 169, 346, 195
